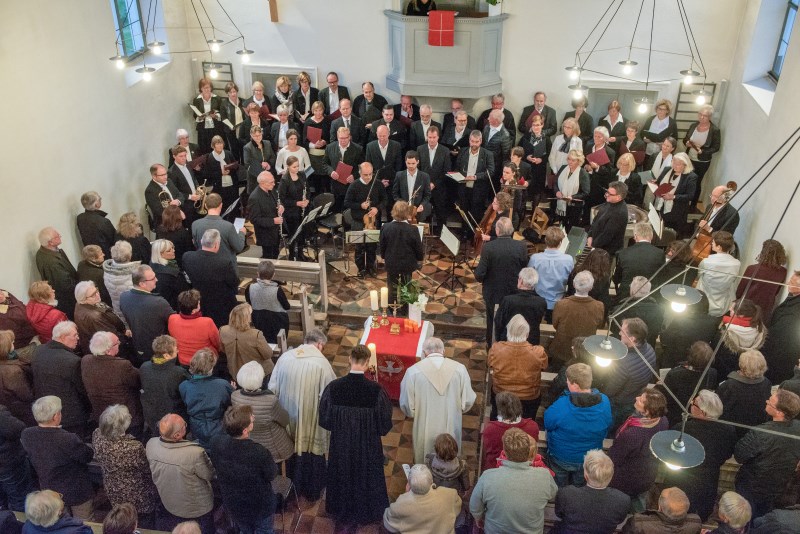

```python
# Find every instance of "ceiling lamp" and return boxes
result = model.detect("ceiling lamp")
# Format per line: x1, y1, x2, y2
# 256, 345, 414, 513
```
236, 47, 254, 64
694, 88, 712, 105
565, 65, 583, 81
660, 283, 702, 313
680, 68, 701, 85
148, 40, 165, 55
135, 65, 156, 82
109, 53, 126, 70
650, 428, 705, 470
207, 38, 224, 52
619, 59, 638, 75
583, 334, 627, 368
568, 83, 589, 100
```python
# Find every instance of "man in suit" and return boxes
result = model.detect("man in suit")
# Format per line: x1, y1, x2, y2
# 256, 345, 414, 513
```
319, 71, 351, 116
353, 81, 389, 125
35, 227, 79, 320
699, 184, 740, 235
369, 105, 407, 151
392, 94, 420, 126
322, 126, 365, 213
329, 99, 366, 147
168, 146, 202, 225
247, 172, 283, 260
494, 267, 547, 346
344, 162, 388, 277
442, 98, 476, 137
476, 93, 517, 144
475, 217, 529, 346
418, 126, 452, 234
182, 229, 240, 328
393, 151, 432, 223
380, 201, 424, 308
613, 222, 665, 302
190, 193, 246, 269
365, 125, 403, 197
587, 181, 629, 256
409, 105, 442, 150
442, 109, 473, 168
120, 265, 174, 365
145, 163, 184, 229
518, 91, 558, 138
455, 130, 495, 235
482, 109, 513, 185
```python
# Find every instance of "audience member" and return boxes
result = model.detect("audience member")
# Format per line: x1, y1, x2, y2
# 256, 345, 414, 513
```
81, 331, 142, 433
751, 505, 800, 534
621, 486, 701, 534
139, 334, 189, 434
613, 222, 665, 300
718, 350, 772, 437
400, 337, 476, 463
550, 271, 605, 366
425, 433, 471, 495
567, 248, 613, 318
707, 491, 751, 534
383, 464, 462, 534
171, 521, 202, 534
168, 290, 221, 367
657, 341, 718, 427
183, 229, 239, 328
470, 428, 557, 534
209, 404, 278, 534
76, 191, 116, 258
713, 298, 767, 383
544, 363, 612, 487
781, 358, 800, 397
146, 413, 215, 533
650, 239, 697, 293
31, 321, 90, 436
0, 289, 37, 351
605, 318, 658, 428
120, 264, 174, 365
35, 226, 78, 319
494, 268, 547, 345
697, 231, 741, 317
231, 361, 293, 463
736, 238, 787, 323
102, 503, 139, 534
610, 276, 665, 348
26, 281, 67, 344
0, 404, 34, 512
487, 315, 548, 420
116, 212, 151, 265
268, 328, 335, 500
608, 389, 669, 506
21, 396, 94, 520
103, 240, 140, 320
0, 330, 35, 425
179, 348, 232, 449
482, 391, 540, 472
91, 405, 159, 526
73, 280, 132, 359
221, 303, 274, 380
734, 389, 800, 519
551, 450, 630, 534
587, 181, 629, 256
23, 490, 92, 534
155, 205, 194, 269
246, 260, 291, 344
320, 344, 393, 527
761, 269, 800, 384
190, 193, 246, 267
150, 238, 189, 310
546, 336, 612, 404
76, 245, 111, 305
659, 293, 720, 369
527, 227, 574, 322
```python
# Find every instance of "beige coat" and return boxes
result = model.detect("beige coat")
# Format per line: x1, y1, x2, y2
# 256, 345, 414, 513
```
219, 326, 274, 379
550, 295, 605, 363
145, 438, 215, 518
383, 486, 462, 534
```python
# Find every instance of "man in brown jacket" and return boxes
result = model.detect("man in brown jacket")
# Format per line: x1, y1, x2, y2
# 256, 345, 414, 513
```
621, 487, 702, 533
550, 271, 605, 367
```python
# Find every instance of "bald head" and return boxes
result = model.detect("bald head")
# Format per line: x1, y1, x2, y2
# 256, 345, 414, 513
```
158, 414, 187, 441
710, 185, 731, 207
257, 171, 275, 190
376, 124, 390, 144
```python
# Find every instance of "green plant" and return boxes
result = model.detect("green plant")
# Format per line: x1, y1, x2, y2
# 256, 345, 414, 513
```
486, 0, 501, 5
397, 278, 422, 306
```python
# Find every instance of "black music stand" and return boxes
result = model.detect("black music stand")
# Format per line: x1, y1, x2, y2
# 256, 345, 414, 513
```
434, 225, 467, 300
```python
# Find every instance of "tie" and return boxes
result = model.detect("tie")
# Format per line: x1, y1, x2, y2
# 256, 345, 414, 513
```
345, 119, 350, 129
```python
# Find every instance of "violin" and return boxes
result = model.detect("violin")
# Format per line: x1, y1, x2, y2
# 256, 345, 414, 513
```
408, 185, 422, 225
362, 174, 379, 230
473, 205, 497, 257
690, 180, 737, 264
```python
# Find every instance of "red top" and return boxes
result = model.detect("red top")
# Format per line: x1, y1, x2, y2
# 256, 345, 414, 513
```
168, 313, 221, 366
26, 300, 68, 344
481, 418, 540, 472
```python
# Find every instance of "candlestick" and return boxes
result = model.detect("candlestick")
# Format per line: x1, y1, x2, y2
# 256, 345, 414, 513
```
370, 290, 379, 311
380, 287, 388, 308
380, 308, 389, 326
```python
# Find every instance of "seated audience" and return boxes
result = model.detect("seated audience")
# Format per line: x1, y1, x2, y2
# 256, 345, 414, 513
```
656, 341, 718, 427
92, 405, 159, 526
120, 265, 174, 366
545, 362, 612, 487
231, 360, 294, 464
21, 396, 94, 520
550, 271, 605, 366
172, 522, 202, 534
425, 433, 471, 495
718, 350, 772, 437
706, 491, 751, 534
102, 503, 139, 534
712, 298, 767, 384
551, 450, 630, 534
73, 280, 132, 359
487, 315, 548, 420
659, 293, 720, 369
527, 227, 574, 323
608, 389, 668, 505
0, 330, 35, 425
139, 334, 190, 435
22, 490, 92, 534
383, 464, 462, 534
494, 268, 547, 345
610, 276, 664, 348
151, 238, 188, 310
0, 289, 37, 352
220, 303, 274, 380
168, 290, 221, 367
470, 428, 557, 534
621, 487, 701, 533
76, 244, 111, 305
103, 240, 141, 320
0, 404, 34, 512
116, 211, 151, 265
482, 392, 540, 472
81, 331, 142, 434
567, 248, 613, 318
605, 318, 658, 428
179, 348, 233, 449
663, 390, 736, 522
26, 281, 67, 344
697, 230, 741, 317
146, 413, 215, 533
246, 260, 290, 343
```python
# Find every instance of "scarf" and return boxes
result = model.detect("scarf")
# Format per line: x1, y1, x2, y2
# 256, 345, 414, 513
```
273, 90, 293, 112
653, 170, 681, 214
497, 452, 554, 476
557, 166, 581, 215
616, 414, 662, 438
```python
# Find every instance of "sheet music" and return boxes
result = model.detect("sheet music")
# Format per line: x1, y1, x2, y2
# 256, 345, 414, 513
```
447, 172, 466, 183
639, 170, 654, 185
189, 104, 203, 116
440, 225, 460, 257
648, 205, 663, 238
233, 218, 246, 233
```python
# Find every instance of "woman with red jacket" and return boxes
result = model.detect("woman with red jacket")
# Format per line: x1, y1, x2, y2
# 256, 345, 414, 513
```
25, 281, 67, 344
167, 289, 221, 367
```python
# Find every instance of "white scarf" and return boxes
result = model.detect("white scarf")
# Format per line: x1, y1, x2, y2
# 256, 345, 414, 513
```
651, 152, 673, 177
653, 170, 681, 214
557, 166, 581, 215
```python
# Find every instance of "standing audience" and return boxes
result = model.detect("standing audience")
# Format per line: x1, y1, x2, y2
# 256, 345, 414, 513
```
120, 265, 174, 366
35, 227, 78, 320
550, 271, 604, 367
179, 348, 232, 450
220, 303, 274, 380
103, 240, 140, 320
25, 281, 67, 344
168, 289, 221, 367
139, 334, 190, 435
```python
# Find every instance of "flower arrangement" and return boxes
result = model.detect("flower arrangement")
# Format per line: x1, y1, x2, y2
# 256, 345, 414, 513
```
397, 278, 429, 311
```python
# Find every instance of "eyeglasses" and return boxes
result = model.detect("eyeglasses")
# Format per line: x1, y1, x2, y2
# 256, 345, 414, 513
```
657, 106, 668, 111
88, 291, 99, 298
156, 173, 168, 178
605, 191, 619, 197
144, 277, 157, 282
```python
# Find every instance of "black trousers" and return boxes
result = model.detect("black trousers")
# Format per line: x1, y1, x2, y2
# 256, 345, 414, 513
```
355, 243, 377, 271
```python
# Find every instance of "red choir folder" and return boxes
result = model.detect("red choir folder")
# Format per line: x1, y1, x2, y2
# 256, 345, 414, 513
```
328, 109, 342, 121
428, 11, 455, 47
305, 126, 322, 144
586, 148, 611, 166
654, 183, 674, 198
618, 143, 646, 164
224, 161, 240, 172
334, 162, 353, 185
192, 154, 208, 172
525, 108, 541, 130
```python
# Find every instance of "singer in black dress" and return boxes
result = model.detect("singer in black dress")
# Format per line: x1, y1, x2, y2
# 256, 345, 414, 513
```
278, 156, 310, 261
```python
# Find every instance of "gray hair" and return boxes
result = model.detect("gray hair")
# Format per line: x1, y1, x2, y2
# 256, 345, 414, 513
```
32, 395, 62, 423
594, 126, 610, 140
276, 104, 290, 115
52, 321, 77, 342
630, 276, 651, 298
37, 227, 58, 247
583, 449, 614, 488
81, 191, 101, 210
200, 229, 221, 249
304, 328, 328, 345
176, 128, 190, 140
496, 217, 513, 237
89, 331, 116, 356
257, 171, 274, 186
489, 109, 504, 122
718, 491, 751, 528
699, 104, 714, 117
408, 464, 434, 495
237, 361, 266, 391
739, 350, 767, 379
132, 264, 153, 286
633, 222, 654, 241
518, 267, 539, 289
573, 271, 595, 294
419, 104, 432, 114
423, 337, 445, 356
74, 280, 97, 304
469, 129, 482, 141
25, 490, 65, 528
671, 152, 694, 173
506, 314, 530, 343
693, 389, 723, 419
151, 239, 174, 265
98, 404, 132, 439
111, 240, 132, 263
659, 487, 690, 520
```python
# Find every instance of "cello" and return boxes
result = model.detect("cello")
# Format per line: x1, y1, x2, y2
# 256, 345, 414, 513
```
690, 180, 737, 264
472, 205, 496, 257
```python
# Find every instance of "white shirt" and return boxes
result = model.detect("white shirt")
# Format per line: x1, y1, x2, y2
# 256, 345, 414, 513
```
342, 115, 351, 130
379, 142, 388, 159
466, 150, 479, 189
428, 145, 438, 166
406, 170, 418, 200
328, 89, 339, 112
421, 121, 431, 138
176, 164, 196, 194
278, 122, 289, 148
487, 126, 500, 142
453, 127, 466, 142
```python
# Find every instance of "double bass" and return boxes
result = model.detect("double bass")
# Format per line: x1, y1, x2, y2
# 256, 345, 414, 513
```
690, 180, 737, 264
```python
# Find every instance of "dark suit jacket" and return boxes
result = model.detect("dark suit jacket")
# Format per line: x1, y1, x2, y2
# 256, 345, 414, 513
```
168, 163, 200, 219
370, 118, 407, 150
613, 241, 665, 298
442, 127, 472, 166
494, 289, 547, 345
318, 86, 351, 115
618, 172, 643, 207
31, 341, 91, 430
417, 143, 452, 188
322, 142, 365, 181
145, 179, 184, 228
292, 87, 320, 122
365, 140, 404, 185
238, 117, 271, 146
707, 202, 740, 234
353, 94, 389, 119
518, 104, 558, 137
442, 113, 476, 136
588, 200, 629, 256
330, 114, 367, 146
474, 237, 529, 305
380, 220, 423, 275
182, 249, 239, 328
597, 117, 627, 141
247, 187, 280, 247
477, 109, 517, 143
392, 103, 420, 123
641, 116, 678, 144
482, 125, 513, 180
243, 140, 276, 182
656, 168, 698, 229
409, 120, 442, 150
168, 142, 199, 168
683, 122, 721, 162
219, 98, 245, 133
76, 210, 116, 258
269, 120, 300, 152
393, 170, 432, 215
455, 147, 494, 182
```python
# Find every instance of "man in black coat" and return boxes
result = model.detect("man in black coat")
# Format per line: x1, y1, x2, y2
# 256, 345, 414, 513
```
455, 131, 495, 235
168, 146, 202, 224
120, 265, 174, 366
476, 93, 517, 144
393, 152, 432, 222
441, 98, 476, 136
76, 192, 116, 258
587, 181, 629, 257
352, 81, 389, 124
380, 201, 424, 308
475, 217, 529, 346
408, 104, 442, 150
318, 71, 351, 116
392, 94, 421, 126
145, 163, 184, 229
139, 335, 190, 435
418, 126, 453, 234
494, 267, 547, 346
518, 91, 558, 138
610, 276, 665, 349
763, 270, 800, 383
0, 405, 34, 512
699, 184, 740, 235
369, 106, 408, 151
482, 109, 513, 185
365, 125, 404, 196
329, 99, 367, 147
613, 222, 665, 300
322, 127, 365, 213
182, 229, 240, 329
35, 227, 79, 320
247, 171, 282, 260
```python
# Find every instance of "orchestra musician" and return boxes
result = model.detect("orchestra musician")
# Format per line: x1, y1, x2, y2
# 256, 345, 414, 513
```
344, 162, 388, 278
699, 184, 739, 235
247, 171, 283, 259
145, 163, 184, 227
380, 201, 424, 310
278, 156, 310, 261
456, 130, 495, 237
480, 192, 515, 242
500, 162, 526, 228
552, 149, 590, 231
392, 151, 431, 222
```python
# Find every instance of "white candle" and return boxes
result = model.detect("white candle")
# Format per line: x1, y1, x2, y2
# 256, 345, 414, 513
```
380, 287, 388, 308
368, 343, 377, 368
370, 290, 379, 311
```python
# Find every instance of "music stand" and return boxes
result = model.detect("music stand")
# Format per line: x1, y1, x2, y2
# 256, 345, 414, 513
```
345, 229, 381, 279
434, 225, 467, 300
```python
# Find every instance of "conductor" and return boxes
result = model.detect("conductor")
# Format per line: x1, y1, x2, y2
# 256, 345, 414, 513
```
380, 200, 424, 310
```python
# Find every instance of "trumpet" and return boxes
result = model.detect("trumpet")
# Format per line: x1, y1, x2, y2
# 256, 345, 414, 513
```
195, 181, 211, 215
158, 190, 172, 209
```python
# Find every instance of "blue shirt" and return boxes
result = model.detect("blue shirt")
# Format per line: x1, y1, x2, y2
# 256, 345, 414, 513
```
528, 249, 574, 310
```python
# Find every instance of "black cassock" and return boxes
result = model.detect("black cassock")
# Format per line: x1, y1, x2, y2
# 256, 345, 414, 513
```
319, 372, 393, 524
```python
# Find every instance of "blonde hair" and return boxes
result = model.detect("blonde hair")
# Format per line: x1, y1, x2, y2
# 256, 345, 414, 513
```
567, 149, 585, 166
117, 212, 143, 238
276, 75, 291, 91
738, 350, 767, 379
655, 99, 673, 114
228, 303, 253, 332
616, 152, 636, 171
0, 330, 14, 358
28, 281, 53, 303
563, 117, 580, 137
671, 152, 694, 173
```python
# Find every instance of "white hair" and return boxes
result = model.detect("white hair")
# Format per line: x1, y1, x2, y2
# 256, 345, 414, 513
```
718, 492, 751, 528
111, 240, 133, 263
237, 361, 266, 391
98, 404, 132, 439
573, 271, 595, 294
74, 280, 97, 304
506, 314, 531, 343
37, 227, 58, 247
51, 321, 77, 342
594, 126, 609, 140
32, 395, 62, 423
25, 490, 65, 528
89, 331, 116, 356
694, 389, 723, 419
630, 276, 651, 298
408, 464, 434, 495
423, 337, 445, 356
201, 229, 221, 249
583, 449, 614, 488
176, 128, 190, 140
518, 267, 539, 288
304, 328, 328, 345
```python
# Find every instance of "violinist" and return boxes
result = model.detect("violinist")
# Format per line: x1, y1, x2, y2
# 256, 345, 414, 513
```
500, 162, 526, 228
392, 151, 431, 222
479, 192, 515, 242
344, 162, 387, 278
278, 156, 310, 261
552, 149, 590, 231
